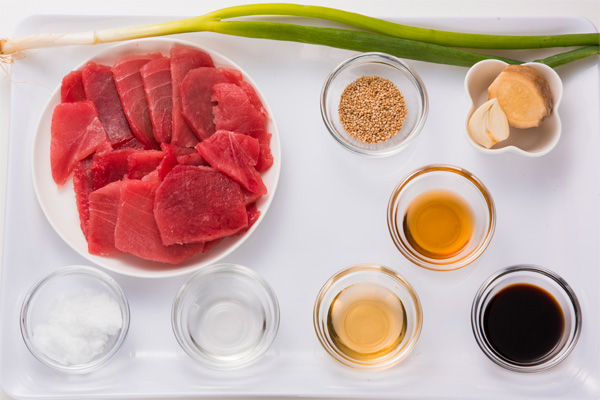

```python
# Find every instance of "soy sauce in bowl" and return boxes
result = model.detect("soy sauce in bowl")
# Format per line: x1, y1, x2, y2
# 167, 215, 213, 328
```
483, 283, 564, 364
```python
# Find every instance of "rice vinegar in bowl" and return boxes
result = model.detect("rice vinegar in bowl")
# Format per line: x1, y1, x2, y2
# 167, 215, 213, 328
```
388, 165, 496, 271
314, 264, 422, 370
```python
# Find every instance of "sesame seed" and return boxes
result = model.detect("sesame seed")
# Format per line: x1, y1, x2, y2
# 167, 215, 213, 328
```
338, 76, 407, 144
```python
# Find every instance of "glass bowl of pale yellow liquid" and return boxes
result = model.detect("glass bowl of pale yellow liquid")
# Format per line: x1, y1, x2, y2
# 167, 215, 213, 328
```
387, 164, 496, 271
313, 264, 423, 370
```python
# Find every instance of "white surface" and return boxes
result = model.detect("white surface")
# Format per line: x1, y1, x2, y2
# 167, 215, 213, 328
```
1, 2, 599, 400
31, 38, 280, 278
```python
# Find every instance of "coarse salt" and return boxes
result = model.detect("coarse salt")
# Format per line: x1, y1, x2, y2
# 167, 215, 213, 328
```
32, 289, 123, 366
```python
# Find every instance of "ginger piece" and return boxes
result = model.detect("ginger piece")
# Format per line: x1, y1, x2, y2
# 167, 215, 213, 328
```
488, 65, 552, 129
468, 98, 509, 148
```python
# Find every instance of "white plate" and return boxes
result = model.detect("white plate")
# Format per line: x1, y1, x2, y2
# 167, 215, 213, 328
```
31, 38, 281, 278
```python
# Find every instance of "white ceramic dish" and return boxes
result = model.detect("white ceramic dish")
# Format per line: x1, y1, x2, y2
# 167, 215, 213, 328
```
464, 59, 563, 157
30, 38, 281, 278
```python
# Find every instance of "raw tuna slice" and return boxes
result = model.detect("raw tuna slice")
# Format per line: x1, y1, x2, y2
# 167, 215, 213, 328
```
180, 67, 242, 141
115, 137, 145, 150
82, 62, 136, 148
112, 53, 162, 149
114, 179, 204, 263
239, 80, 267, 117
237, 203, 261, 235
92, 148, 137, 190
87, 180, 124, 256
61, 70, 86, 103
212, 83, 267, 134
156, 143, 178, 180
242, 187, 262, 206
72, 157, 94, 238
168, 144, 207, 166
170, 47, 214, 147
196, 131, 267, 195
126, 150, 164, 180
246, 129, 273, 172
154, 165, 248, 245
140, 56, 173, 144
50, 101, 112, 186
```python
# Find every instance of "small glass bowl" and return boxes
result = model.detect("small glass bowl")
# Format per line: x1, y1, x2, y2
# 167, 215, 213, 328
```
320, 52, 428, 157
20, 265, 130, 374
313, 263, 423, 370
172, 263, 280, 370
387, 164, 496, 271
471, 265, 582, 372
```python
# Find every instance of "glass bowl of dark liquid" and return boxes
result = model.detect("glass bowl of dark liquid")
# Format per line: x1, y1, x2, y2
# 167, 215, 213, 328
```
471, 265, 582, 372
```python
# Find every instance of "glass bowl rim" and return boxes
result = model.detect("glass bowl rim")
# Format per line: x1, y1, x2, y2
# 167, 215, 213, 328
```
387, 164, 496, 271
470, 264, 582, 372
320, 52, 429, 157
171, 263, 280, 370
312, 263, 423, 370
20, 265, 131, 374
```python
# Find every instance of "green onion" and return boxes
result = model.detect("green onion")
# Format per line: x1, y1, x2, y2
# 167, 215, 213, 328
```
1, 3, 598, 68
536, 46, 600, 68
204, 3, 600, 50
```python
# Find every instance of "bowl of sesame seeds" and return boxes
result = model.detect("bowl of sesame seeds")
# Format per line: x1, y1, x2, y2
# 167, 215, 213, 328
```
320, 52, 428, 157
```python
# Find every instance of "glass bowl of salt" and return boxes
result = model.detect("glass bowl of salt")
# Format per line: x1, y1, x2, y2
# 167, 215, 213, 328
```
20, 265, 130, 373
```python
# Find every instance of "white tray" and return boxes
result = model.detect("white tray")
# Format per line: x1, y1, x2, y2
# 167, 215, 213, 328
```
1, 13, 599, 400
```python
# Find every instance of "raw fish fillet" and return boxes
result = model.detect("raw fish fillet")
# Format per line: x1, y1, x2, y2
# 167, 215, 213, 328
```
72, 157, 94, 238
87, 180, 124, 256
82, 62, 137, 148
126, 150, 164, 180
92, 148, 137, 190
154, 165, 248, 245
140, 56, 173, 144
196, 131, 266, 195
61, 70, 86, 103
112, 53, 162, 149
50, 101, 112, 186
114, 180, 204, 263
170, 47, 214, 147
180, 67, 242, 141
245, 129, 273, 172
212, 82, 267, 135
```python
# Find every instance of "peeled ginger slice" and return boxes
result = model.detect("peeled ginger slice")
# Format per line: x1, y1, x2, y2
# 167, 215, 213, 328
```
468, 98, 509, 149
488, 65, 552, 129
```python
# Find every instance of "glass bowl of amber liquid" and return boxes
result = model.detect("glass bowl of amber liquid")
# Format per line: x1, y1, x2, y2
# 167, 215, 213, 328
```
320, 52, 428, 157
387, 164, 496, 271
471, 265, 582, 372
313, 264, 423, 370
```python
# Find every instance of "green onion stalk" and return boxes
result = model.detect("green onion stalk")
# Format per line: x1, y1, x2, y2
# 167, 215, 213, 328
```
1, 3, 598, 68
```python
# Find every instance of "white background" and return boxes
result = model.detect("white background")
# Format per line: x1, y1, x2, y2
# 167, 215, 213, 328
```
0, 1, 599, 399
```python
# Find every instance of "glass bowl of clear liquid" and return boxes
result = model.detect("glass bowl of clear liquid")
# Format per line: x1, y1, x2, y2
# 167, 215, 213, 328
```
172, 263, 280, 369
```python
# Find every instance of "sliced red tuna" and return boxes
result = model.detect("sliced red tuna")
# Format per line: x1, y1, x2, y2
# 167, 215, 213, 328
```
61, 70, 86, 103
114, 179, 205, 263
212, 83, 267, 135
92, 148, 137, 190
180, 67, 242, 141
50, 101, 112, 186
140, 56, 173, 144
154, 165, 248, 245
242, 187, 262, 206
237, 203, 261, 235
72, 157, 94, 238
167, 144, 207, 166
156, 143, 178, 180
87, 180, 124, 256
196, 131, 266, 195
246, 129, 273, 172
126, 150, 164, 180
170, 47, 214, 147
82, 61, 136, 148
239, 80, 267, 117
112, 53, 161, 149
115, 137, 145, 150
